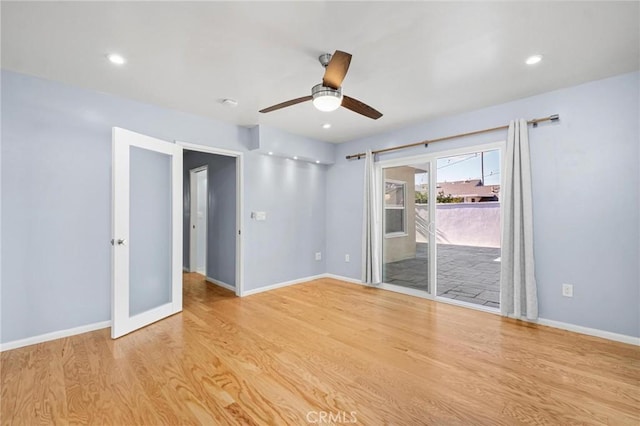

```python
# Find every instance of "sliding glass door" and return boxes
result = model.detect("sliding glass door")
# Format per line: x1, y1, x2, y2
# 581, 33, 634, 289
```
380, 144, 503, 310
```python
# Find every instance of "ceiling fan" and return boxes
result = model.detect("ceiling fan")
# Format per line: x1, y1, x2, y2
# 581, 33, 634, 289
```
259, 50, 383, 120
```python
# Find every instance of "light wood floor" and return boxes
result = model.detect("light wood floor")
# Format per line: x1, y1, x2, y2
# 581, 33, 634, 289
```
2, 274, 639, 425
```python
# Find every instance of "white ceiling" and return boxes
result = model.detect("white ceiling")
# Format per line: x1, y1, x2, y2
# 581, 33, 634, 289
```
2, 2, 638, 143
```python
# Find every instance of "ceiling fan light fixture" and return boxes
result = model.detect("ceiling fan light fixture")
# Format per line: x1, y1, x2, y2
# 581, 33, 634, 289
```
312, 84, 343, 112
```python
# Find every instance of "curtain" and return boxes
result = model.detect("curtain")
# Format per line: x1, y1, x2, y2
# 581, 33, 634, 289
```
362, 150, 382, 284
500, 119, 538, 319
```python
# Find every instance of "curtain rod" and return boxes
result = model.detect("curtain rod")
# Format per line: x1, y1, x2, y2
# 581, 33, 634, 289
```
345, 114, 560, 160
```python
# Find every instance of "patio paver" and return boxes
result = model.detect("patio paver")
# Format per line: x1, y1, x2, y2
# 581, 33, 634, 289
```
383, 243, 501, 308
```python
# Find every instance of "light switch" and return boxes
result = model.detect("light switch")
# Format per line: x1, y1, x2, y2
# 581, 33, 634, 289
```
251, 211, 267, 221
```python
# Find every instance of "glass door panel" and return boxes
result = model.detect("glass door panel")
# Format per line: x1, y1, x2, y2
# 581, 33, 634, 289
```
434, 149, 501, 308
382, 163, 431, 293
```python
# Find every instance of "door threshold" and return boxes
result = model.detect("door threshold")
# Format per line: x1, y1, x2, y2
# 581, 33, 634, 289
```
377, 282, 432, 300
435, 296, 500, 315
376, 282, 500, 315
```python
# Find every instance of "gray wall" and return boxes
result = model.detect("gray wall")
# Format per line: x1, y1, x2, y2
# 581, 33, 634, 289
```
2, 68, 638, 344
1, 70, 327, 343
326, 71, 640, 338
183, 151, 237, 286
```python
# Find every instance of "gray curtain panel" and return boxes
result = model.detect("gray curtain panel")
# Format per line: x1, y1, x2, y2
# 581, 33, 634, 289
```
362, 150, 382, 284
500, 119, 538, 319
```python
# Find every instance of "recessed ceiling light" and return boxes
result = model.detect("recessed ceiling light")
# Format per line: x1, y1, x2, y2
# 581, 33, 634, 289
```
322, 123, 331, 129
525, 54, 543, 65
293, 156, 298, 160
268, 152, 273, 155
316, 160, 320, 164
107, 53, 126, 65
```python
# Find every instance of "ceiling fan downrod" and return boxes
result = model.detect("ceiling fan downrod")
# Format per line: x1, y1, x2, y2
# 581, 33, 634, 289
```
318, 53, 332, 68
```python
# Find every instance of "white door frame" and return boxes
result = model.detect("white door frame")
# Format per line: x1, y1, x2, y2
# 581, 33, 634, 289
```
376, 140, 505, 310
177, 141, 244, 297
111, 128, 183, 338
189, 165, 208, 274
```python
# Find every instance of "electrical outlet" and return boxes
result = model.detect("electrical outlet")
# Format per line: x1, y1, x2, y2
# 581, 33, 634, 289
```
345, 254, 350, 262
315, 252, 322, 261
562, 283, 573, 297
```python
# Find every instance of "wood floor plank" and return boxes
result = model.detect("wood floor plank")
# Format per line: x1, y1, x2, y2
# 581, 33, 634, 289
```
2, 273, 639, 425
1, 346, 31, 425
30, 339, 69, 425
7, 345, 38, 425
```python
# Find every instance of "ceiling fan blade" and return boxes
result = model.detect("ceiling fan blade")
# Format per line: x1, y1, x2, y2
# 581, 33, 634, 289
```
341, 96, 383, 120
322, 50, 352, 89
259, 96, 312, 113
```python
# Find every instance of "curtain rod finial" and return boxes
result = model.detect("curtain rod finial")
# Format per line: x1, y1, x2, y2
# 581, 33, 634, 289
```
550, 114, 560, 122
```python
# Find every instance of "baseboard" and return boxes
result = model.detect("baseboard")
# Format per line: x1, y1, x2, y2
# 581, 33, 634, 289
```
5, 278, 634, 352
182, 267, 190, 272
322, 273, 366, 285
532, 317, 639, 346
0, 320, 112, 352
205, 276, 235, 292
241, 274, 326, 296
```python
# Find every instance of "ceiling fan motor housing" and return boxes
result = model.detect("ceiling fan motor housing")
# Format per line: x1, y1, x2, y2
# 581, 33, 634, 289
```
319, 53, 332, 68
311, 83, 343, 111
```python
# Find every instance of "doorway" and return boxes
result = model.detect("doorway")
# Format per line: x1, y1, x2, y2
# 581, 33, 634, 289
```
189, 166, 208, 275
379, 142, 504, 311
180, 142, 243, 297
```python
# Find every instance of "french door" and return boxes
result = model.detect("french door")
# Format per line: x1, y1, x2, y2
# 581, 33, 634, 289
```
111, 128, 183, 338
380, 143, 503, 310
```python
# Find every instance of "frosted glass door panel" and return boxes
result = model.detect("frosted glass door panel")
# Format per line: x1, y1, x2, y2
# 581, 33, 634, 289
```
129, 146, 172, 316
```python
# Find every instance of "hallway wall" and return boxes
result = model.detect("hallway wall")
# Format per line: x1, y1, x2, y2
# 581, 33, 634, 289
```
183, 151, 237, 287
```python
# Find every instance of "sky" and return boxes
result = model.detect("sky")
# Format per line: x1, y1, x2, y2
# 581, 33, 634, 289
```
413, 149, 501, 186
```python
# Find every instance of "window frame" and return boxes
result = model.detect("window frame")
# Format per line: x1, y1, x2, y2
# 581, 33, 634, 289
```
384, 179, 408, 238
